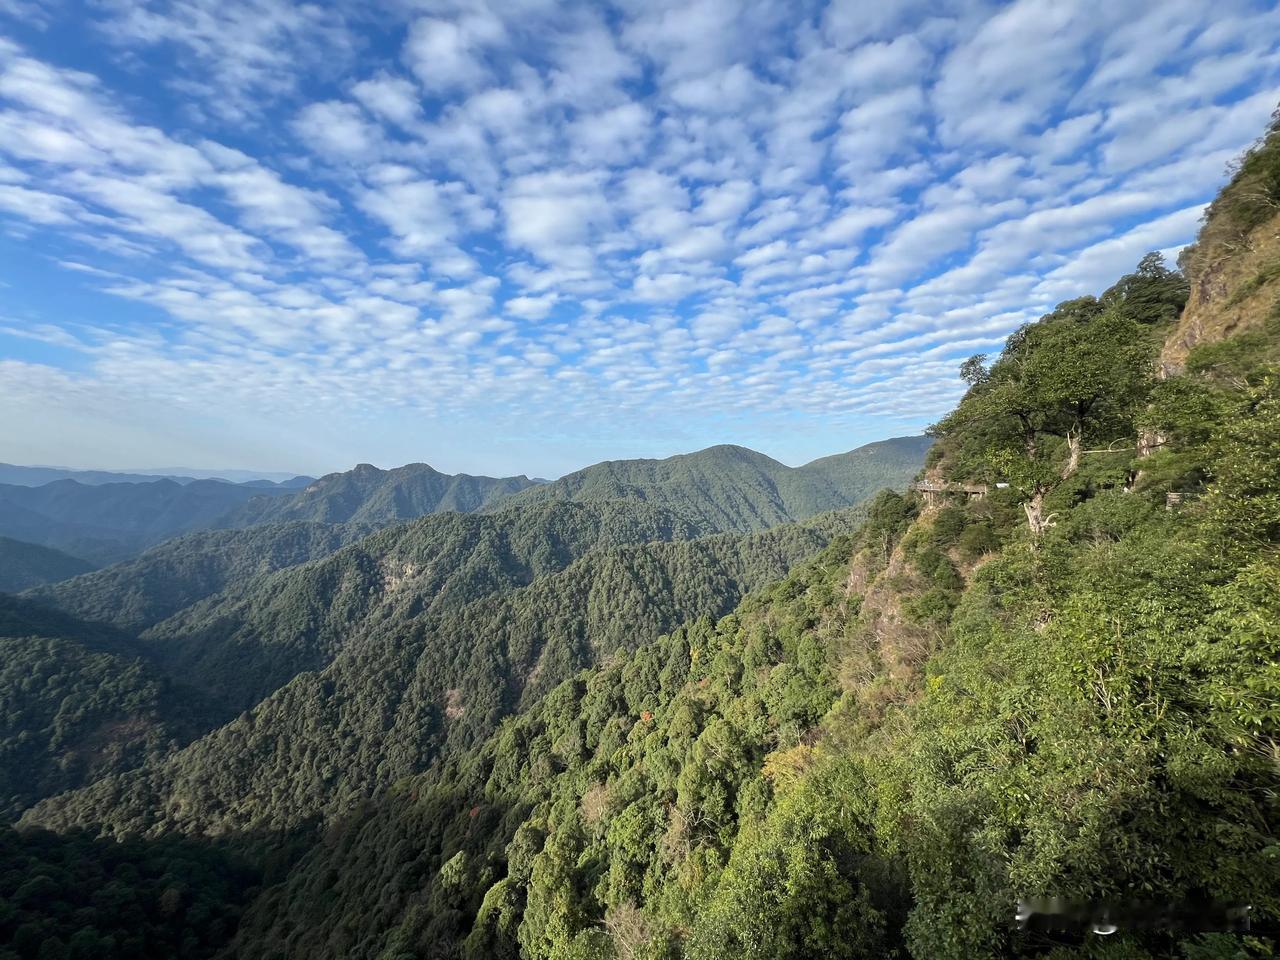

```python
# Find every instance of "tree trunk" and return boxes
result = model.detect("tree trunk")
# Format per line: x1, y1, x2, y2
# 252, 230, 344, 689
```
1023, 488, 1056, 537
1136, 429, 1163, 458
1062, 424, 1082, 480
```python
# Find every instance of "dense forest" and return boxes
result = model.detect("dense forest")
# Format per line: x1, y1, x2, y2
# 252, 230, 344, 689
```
2, 115, 1279, 960
0, 539, 91, 594
20, 506, 867, 838
26, 522, 378, 632
221, 463, 540, 528
217, 116, 1280, 960
502, 439, 931, 533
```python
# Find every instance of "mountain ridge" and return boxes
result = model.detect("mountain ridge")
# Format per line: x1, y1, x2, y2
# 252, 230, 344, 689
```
0, 463, 313, 487
222, 461, 540, 527
493, 436, 930, 533
0, 536, 94, 592
0, 478, 296, 565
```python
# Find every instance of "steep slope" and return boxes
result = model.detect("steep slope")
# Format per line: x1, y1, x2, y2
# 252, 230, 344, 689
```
227, 245, 1278, 960
27, 521, 376, 633
0, 536, 93, 592
796, 435, 932, 492
125, 501, 702, 717
1162, 110, 1280, 370
23, 508, 865, 840
224, 462, 538, 526
228, 524, 881, 960
0, 595, 218, 818
495, 438, 927, 533
0, 478, 294, 564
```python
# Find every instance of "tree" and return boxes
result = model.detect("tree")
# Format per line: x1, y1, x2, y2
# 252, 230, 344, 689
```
959, 355, 989, 387
936, 307, 1153, 534
1101, 251, 1190, 325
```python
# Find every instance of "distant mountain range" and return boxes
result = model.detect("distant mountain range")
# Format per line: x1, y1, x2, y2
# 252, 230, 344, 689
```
501, 436, 933, 533
0, 438, 929, 570
1, 434, 931, 830
0, 463, 314, 487
223, 462, 541, 526
0, 478, 297, 566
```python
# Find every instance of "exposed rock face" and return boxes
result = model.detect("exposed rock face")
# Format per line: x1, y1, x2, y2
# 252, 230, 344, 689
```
1161, 231, 1278, 372
1161, 129, 1280, 373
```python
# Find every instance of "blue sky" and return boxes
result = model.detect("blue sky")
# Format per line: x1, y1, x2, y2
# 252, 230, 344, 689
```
0, 0, 1277, 479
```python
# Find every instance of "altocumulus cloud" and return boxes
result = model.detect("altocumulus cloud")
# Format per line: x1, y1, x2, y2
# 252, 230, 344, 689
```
0, 0, 1278, 476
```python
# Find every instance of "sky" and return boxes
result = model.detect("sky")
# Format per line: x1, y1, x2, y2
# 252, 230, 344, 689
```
0, 1, 1278, 480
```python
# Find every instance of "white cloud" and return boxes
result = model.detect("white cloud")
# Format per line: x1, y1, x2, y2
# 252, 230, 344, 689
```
503, 170, 613, 264
0, 183, 82, 224
91, 0, 353, 117
352, 73, 424, 128
2, 1, 1279, 474
293, 101, 383, 162
811, 206, 897, 247
404, 14, 504, 92
505, 293, 558, 320
570, 101, 652, 166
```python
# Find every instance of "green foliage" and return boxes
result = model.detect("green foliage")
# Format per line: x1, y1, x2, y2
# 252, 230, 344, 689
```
0, 538, 92, 594
1201, 374, 1280, 548
22, 504, 869, 841
227, 533, 870, 959
0, 597, 218, 819
685, 778, 893, 960
935, 293, 1157, 494
28, 521, 374, 632
9, 142, 1280, 960
225, 463, 538, 527
0, 635, 212, 819
0, 826, 257, 959
500, 439, 929, 534
1101, 252, 1190, 325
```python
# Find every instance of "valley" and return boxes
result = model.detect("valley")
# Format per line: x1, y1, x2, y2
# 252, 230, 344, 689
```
0, 11, 1277, 959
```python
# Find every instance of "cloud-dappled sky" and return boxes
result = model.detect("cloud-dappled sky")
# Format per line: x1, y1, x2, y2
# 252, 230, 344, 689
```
1, 0, 1277, 478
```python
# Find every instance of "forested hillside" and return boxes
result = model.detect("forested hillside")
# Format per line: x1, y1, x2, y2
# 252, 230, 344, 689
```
0, 596, 220, 819
4, 109, 1279, 960
26, 522, 377, 632
0, 478, 295, 564
498, 437, 929, 532
224, 462, 539, 526
0, 536, 92, 592
23, 506, 866, 840
223, 123, 1278, 959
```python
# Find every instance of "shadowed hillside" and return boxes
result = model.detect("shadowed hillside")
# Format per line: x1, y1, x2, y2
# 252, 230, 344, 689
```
0, 536, 93, 592
0, 479, 294, 565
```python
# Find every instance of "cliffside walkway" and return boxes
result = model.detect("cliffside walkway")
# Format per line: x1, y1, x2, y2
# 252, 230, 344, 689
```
912, 480, 991, 502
